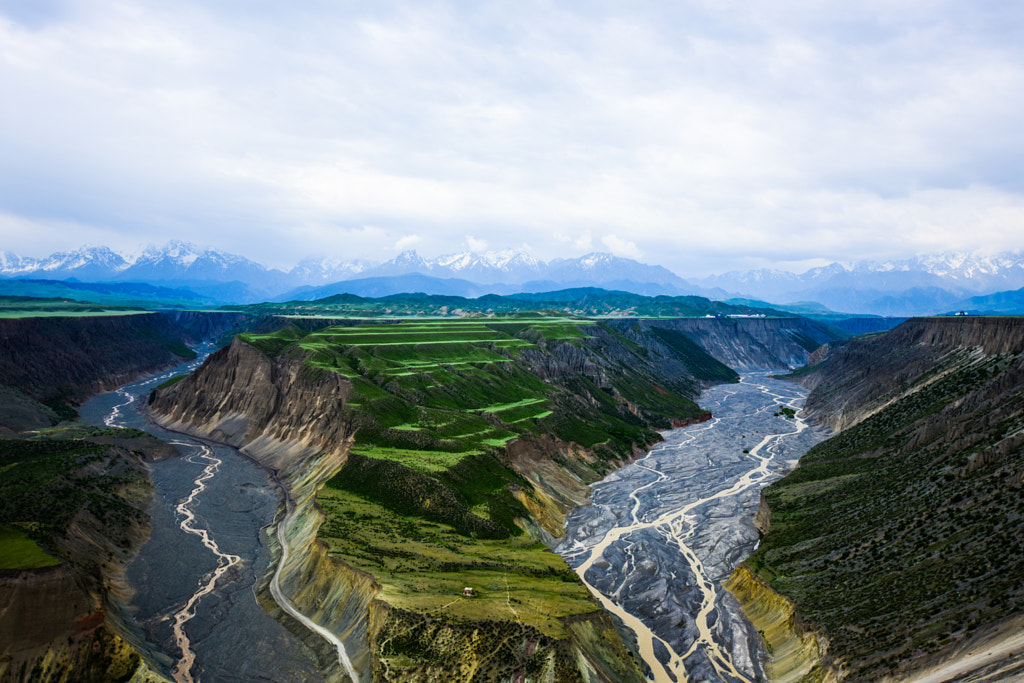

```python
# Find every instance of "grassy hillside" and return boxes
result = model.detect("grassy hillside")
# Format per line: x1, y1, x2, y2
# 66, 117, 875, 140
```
237, 315, 721, 639
745, 329, 1024, 680
0, 427, 155, 569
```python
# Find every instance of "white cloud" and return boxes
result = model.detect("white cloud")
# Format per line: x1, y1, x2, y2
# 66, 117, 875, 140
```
601, 234, 642, 260
394, 234, 421, 251
1, 1, 1024, 273
465, 235, 487, 252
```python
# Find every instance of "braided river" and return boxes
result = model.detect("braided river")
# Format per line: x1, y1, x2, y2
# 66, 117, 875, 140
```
81, 354, 824, 683
557, 373, 828, 683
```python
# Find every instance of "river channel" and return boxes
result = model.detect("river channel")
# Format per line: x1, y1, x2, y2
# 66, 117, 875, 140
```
557, 373, 828, 683
79, 351, 328, 683
80, 355, 823, 682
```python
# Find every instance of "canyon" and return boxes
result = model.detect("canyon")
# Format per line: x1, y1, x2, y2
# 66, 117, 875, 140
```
1, 307, 1023, 682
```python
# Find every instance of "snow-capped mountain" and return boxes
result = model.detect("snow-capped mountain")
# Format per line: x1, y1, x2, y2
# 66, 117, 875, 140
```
358, 249, 544, 284
0, 246, 130, 281
544, 252, 692, 290
119, 240, 285, 284
6, 242, 1024, 313
695, 251, 1024, 315
289, 255, 374, 285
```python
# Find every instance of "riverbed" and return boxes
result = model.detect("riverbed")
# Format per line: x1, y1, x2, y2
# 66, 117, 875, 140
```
79, 353, 327, 683
557, 373, 828, 683
80, 360, 823, 682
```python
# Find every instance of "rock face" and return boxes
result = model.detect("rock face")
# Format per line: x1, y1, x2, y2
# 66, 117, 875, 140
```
723, 567, 829, 683
794, 316, 1024, 430
610, 317, 837, 371
742, 316, 1024, 682
0, 314, 194, 409
151, 339, 353, 476
0, 433, 176, 683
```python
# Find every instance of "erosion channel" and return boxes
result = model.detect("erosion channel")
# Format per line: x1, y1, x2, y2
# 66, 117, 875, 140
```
78, 350, 330, 682
557, 373, 828, 683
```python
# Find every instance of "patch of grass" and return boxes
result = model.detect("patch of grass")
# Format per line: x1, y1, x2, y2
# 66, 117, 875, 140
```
0, 525, 60, 569
316, 486, 596, 638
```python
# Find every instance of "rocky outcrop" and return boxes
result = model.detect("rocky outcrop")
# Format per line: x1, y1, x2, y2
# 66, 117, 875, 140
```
723, 567, 831, 683
368, 606, 645, 682
151, 339, 353, 478
0, 435, 175, 683
795, 316, 1024, 431
0, 314, 194, 406
0, 566, 150, 683
161, 310, 252, 343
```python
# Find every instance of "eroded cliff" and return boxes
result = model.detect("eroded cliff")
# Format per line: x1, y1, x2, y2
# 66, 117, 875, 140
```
150, 317, 734, 681
0, 430, 177, 683
741, 316, 1024, 681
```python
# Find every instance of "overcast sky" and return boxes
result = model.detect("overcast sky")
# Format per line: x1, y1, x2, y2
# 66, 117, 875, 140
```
2, 0, 1023, 276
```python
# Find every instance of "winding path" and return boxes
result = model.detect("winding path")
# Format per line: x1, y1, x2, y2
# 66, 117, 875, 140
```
269, 498, 361, 683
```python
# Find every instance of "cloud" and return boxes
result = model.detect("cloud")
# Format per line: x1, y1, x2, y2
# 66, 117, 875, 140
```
465, 235, 487, 252
1, 1, 1024, 273
601, 234, 642, 260
394, 234, 421, 251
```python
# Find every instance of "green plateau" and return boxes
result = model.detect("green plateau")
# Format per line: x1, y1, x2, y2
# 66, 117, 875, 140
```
236, 315, 731, 639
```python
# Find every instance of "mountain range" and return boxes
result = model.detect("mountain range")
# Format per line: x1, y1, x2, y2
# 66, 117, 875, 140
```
4, 241, 1024, 315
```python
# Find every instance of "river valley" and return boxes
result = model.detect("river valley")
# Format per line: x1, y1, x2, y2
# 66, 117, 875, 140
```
557, 373, 829, 683
79, 353, 330, 683
80, 359, 825, 682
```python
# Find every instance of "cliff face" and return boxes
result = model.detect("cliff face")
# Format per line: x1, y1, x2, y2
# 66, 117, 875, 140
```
795, 316, 1024, 430
0, 314, 194, 406
151, 339, 353, 479
0, 432, 176, 683
150, 319, 711, 681
744, 317, 1024, 681
616, 317, 837, 371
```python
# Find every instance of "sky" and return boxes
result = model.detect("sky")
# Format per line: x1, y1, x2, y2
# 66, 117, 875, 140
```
1, 0, 1023, 277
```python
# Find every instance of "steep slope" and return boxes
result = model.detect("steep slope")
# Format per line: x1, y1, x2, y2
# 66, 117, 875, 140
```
0, 427, 177, 683
0, 314, 195, 419
615, 317, 837, 371
738, 317, 1024, 681
149, 316, 740, 681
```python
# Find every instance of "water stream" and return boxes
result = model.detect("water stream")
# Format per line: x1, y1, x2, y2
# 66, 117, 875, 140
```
80, 355, 824, 682
79, 351, 329, 682
557, 373, 828, 683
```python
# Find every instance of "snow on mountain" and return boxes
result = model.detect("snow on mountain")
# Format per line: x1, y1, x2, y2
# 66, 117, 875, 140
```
289, 255, 374, 285
24, 246, 129, 280
119, 240, 282, 284
7, 242, 1024, 314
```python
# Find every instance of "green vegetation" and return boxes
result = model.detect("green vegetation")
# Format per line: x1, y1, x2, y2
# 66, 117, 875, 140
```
223, 288, 786, 320
0, 524, 60, 569
747, 351, 1024, 681
238, 315, 717, 633
317, 487, 595, 637
649, 327, 739, 383
0, 429, 153, 569
773, 405, 796, 419
0, 295, 146, 318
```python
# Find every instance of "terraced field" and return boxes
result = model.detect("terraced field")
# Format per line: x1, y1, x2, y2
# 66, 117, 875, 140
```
240, 317, 608, 469
236, 316, 715, 640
